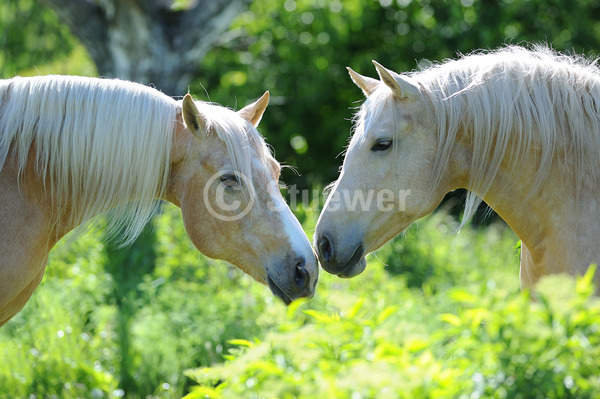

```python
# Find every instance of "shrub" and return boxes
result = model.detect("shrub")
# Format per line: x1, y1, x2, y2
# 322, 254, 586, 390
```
185, 267, 600, 399
441, 266, 600, 399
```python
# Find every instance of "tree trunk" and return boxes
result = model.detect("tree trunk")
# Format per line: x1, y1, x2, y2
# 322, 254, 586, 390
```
38, 0, 249, 95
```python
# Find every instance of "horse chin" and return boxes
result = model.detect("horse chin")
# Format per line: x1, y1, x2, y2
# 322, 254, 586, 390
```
267, 276, 293, 305
317, 237, 367, 278
337, 256, 367, 278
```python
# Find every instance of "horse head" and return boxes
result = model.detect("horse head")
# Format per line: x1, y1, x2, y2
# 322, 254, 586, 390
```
167, 93, 318, 303
314, 62, 455, 278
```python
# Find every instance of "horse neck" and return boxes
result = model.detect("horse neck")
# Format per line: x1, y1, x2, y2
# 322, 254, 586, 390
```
450, 120, 549, 227
454, 125, 600, 276
0, 146, 67, 246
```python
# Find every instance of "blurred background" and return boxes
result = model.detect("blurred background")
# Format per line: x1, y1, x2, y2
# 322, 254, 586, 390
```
4, 0, 600, 191
2, 1, 600, 398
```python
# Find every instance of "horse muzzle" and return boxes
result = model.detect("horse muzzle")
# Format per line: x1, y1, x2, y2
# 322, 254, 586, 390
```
267, 255, 318, 304
315, 232, 366, 278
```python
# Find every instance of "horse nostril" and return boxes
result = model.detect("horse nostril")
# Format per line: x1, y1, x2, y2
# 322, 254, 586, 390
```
294, 260, 309, 289
317, 234, 333, 262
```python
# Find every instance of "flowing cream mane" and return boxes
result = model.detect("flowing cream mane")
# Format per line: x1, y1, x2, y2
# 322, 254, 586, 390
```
0, 75, 270, 244
363, 45, 600, 223
0, 75, 178, 244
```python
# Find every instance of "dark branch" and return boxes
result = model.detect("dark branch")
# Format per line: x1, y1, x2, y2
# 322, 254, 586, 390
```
176, 0, 250, 50
129, 0, 162, 16
38, 0, 108, 63
181, 0, 250, 28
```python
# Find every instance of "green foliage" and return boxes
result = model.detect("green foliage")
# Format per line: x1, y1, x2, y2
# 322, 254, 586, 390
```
0, 206, 284, 398
0, 231, 119, 398
0, 0, 95, 78
185, 298, 467, 399
198, 0, 600, 190
5, 0, 600, 188
2, 207, 600, 398
379, 216, 517, 289
438, 267, 600, 399
185, 262, 600, 399
4, 1, 600, 398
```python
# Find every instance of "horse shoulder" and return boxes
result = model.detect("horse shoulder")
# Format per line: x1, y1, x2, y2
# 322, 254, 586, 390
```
0, 155, 54, 325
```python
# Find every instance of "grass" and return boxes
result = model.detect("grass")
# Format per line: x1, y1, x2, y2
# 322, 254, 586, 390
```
1, 205, 598, 398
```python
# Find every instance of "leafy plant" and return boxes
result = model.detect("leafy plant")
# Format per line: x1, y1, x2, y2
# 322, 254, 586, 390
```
185, 266, 600, 399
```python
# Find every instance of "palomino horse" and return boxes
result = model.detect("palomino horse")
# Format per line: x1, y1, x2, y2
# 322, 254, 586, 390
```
0, 75, 318, 326
315, 45, 600, 288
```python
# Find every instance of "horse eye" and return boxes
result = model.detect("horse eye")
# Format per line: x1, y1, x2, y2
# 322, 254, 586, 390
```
220, 173, 240, 189
371, 139, 393, 152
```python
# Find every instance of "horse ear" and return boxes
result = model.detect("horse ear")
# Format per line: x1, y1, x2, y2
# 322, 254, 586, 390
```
182, 94, 208, 135
347, 67, 379, 96
238, 91, 269, 127
372, 60, 420, 99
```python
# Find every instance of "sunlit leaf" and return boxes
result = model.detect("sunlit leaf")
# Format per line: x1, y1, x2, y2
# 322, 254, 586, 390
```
376, 305, 399, 324
347, 298, 365, 319
303, 309, 335, 323
448, 289, 477, 304
227, 339, 254, 347
182, 385, 220, 399
439, 313, 462, 326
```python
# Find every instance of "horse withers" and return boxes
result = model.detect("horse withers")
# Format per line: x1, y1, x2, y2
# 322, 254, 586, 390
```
315, 45, 600, 289
0, 75, 318, 327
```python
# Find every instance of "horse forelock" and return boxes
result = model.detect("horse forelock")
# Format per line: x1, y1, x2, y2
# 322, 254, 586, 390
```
352, 84, 402, 146
0, 75, 178, 245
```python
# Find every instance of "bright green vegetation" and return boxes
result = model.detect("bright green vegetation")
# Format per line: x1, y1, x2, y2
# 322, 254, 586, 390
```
2, 207, 599, 398
3, 1, 600, 397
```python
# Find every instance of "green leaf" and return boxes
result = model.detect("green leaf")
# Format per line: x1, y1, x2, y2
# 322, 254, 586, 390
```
439, 313, 462, 326
376, 306, 399, 324
227, 339, 254, 347
405, 338, 430, 352
576, 264, 597, 297
448, 289, 477, 304
287, 297, 309, 319
303, 309, 335, 323
182, 385, 221, 399
347, 298, 365, 319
